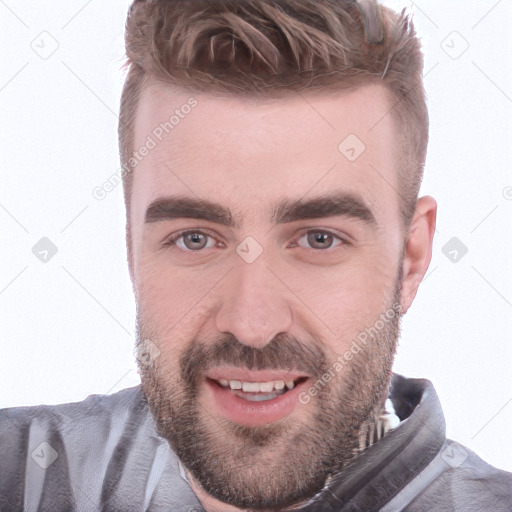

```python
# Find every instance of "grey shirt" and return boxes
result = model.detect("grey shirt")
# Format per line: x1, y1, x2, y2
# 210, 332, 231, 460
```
1, 374, 510, 511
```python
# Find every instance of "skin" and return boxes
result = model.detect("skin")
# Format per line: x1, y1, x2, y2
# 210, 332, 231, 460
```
128, 82, 437, 511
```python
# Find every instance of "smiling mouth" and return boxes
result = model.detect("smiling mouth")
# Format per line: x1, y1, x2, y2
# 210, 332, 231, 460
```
207, 377, 309, 402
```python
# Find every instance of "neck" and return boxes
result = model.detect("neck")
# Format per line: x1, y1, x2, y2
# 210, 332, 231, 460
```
185, 470, 313, 512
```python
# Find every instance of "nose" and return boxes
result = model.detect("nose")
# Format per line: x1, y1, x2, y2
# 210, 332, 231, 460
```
215, 259, 293, 349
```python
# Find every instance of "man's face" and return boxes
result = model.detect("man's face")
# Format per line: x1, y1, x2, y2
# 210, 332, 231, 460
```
130, 83, 406, 508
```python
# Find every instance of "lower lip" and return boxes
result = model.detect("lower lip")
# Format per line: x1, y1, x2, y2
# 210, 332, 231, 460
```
204, 378, 310, 427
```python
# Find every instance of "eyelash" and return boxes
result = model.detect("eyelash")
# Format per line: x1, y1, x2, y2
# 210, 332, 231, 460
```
162, 229, 349, 253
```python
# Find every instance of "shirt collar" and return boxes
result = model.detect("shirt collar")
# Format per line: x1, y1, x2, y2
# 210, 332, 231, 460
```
298, 373, 446, 511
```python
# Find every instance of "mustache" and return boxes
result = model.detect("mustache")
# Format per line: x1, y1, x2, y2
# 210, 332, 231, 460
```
180, 332, 328, 388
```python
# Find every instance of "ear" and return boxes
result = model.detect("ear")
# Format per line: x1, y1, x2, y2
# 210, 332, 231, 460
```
400, 195, 437, 314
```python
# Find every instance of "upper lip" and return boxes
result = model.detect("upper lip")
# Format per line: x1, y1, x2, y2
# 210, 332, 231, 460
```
205, 367, 311, 383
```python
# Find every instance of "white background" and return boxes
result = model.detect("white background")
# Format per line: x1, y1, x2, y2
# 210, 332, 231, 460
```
1, 0, 511, 472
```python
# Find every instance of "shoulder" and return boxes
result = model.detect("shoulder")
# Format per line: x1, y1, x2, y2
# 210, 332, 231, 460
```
408, 440, 512, 511
0, 385, 150, 474
1, 385, 145, 436
447, 441, 511, 509
0, 386, 163, 511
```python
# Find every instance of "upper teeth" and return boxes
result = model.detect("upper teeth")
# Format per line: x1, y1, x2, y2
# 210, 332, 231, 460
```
218, 379, 296, 392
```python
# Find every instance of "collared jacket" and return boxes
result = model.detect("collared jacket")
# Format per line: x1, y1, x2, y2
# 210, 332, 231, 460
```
1, 374, 510, 511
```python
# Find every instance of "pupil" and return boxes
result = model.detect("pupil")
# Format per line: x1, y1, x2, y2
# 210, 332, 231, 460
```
309, 232, 332, 249
186, 233, 206, 249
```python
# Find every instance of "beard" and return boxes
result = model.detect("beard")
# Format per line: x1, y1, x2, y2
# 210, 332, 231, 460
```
135, 269, 403, 511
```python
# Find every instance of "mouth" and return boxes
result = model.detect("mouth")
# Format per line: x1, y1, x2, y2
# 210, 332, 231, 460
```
207, 376, 309, 401
203, 368, 312, 426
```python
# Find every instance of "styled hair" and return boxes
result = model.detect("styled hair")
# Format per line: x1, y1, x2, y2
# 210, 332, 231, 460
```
119, 0, 428, 257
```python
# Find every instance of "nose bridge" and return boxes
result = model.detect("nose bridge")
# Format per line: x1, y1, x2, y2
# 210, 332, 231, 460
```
215, 258, 293, 348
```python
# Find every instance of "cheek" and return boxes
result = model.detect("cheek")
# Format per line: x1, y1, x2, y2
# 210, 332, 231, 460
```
136, 255, 210, 310
135, 258, 219, 347
287, 246, 398, 351
298, 244, 396, 302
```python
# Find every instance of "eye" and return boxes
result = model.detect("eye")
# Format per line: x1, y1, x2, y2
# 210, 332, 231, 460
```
296, 230, 346, 250
163, 229, 347, 254
164, 230, 218, 251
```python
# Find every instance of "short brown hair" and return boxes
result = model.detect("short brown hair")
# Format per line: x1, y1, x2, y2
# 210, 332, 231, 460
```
119, 0, 428, 247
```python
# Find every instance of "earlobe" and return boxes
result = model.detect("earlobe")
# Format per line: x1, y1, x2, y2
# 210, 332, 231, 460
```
400, 195, 437, 314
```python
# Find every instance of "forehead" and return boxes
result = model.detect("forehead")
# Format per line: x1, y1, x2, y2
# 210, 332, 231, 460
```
131, 81, 400, 227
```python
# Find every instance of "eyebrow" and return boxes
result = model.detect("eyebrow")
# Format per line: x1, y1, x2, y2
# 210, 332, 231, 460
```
144, 192, 377, 228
